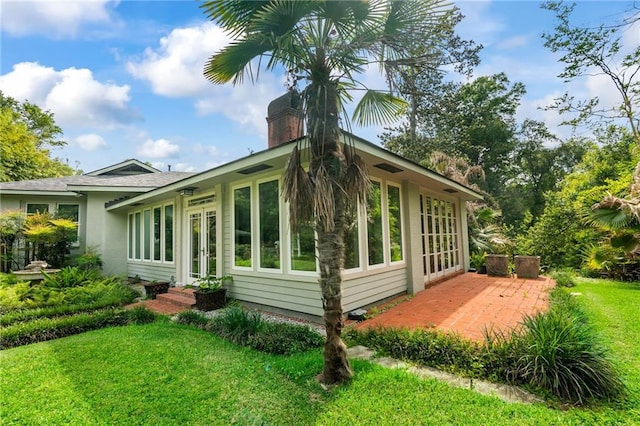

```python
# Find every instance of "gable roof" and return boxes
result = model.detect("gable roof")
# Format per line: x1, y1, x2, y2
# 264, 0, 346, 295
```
85, 159, 161, 176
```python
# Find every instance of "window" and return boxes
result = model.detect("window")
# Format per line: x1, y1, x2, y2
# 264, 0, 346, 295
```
343, 209, 359, 270
134, 212, 141, 260
291, 221, 316, 271
164, 205, 174, 262
153, 207, 161, 261
234, 186, 252, 268
143, 209, 151, 260
258, 180, 280, 269
26, 204, 49, 215
56, 204, 80, 246
367, 181, 384, 266
387, 185, 403, 262
128, 204, 174, 263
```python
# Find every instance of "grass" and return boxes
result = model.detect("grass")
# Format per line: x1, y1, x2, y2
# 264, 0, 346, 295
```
1, 278, 639, 424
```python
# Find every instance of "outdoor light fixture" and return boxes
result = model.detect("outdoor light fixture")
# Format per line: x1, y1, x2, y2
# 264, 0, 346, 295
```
178, 187, 197, 196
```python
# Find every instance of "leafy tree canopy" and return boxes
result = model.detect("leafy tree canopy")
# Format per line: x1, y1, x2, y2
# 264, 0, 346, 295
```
0, 92, 73, 182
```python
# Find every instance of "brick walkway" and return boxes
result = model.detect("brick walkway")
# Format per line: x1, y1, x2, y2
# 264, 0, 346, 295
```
357, 273, 555, 341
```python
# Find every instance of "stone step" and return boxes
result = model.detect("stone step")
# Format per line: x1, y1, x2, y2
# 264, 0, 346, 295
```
156, 291, 196, 308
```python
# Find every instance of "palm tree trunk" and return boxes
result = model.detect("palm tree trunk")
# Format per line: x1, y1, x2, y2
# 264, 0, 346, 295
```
307, 73, 353, 384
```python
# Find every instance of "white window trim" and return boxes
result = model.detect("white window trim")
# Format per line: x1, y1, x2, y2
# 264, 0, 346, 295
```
231, 183, 254, 271
256, 176, 283, 274
164, 203, 175, 265
127, 202, 175, 265
386, 182, 405, 266
366, 178, 386, 271
342, 201, 365, 275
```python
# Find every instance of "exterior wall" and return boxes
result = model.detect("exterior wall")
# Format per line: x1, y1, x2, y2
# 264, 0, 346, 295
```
343, 267, 407, 312
85, 193, 127, 275
127, 262, 177, 283
0, 194, 87, 266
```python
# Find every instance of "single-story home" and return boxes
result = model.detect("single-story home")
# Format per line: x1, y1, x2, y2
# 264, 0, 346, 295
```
0, 93, 482, 319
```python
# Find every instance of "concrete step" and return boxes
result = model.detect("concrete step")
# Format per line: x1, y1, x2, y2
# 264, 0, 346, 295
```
156, 291, 196, 308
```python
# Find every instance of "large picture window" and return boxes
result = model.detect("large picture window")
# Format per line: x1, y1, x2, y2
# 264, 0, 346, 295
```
291, 221, 316, 272
367, 181, 384, 266
128, 204, 174, 263
387, 184, 403, 262
343, 210, 359, 270
234, 186, 252, 268
258, 180, 280, 269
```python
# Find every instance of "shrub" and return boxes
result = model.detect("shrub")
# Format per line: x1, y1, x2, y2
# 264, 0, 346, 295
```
248, 322, 325, 355
551, 269, 577, 287
175, 310, 210, 329
42, 266, 102, 288
191, 306, 325, 355
346, 326, 485, 377
0, 307, 158, 349
207, 305, 266, 346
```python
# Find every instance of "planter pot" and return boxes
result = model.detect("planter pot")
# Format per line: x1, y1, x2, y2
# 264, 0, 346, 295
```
143, 281, 170, 299
515, 255, 540, 279
194, 288, 227, 311
486, 255, 509, 277
476, 265, 487, 275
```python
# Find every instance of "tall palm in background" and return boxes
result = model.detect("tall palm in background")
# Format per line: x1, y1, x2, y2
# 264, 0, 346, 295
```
202, 0, 455, 384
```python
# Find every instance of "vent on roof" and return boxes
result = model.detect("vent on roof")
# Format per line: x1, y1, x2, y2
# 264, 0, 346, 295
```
374, 163, 403, 173
443, 188, 458, 194
237, 164, 273, 175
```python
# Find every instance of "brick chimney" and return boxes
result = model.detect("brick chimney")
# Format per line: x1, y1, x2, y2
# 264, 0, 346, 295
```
266, 91, 303, 148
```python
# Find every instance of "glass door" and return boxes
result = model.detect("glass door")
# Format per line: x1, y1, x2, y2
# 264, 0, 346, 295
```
187, 208, 216, 284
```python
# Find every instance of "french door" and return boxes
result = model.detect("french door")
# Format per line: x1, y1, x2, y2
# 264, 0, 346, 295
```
419, 194, 461, 282
187, 208, 216, 284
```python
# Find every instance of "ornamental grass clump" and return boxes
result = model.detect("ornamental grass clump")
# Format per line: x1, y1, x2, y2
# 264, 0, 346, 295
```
508, 290, 625, 404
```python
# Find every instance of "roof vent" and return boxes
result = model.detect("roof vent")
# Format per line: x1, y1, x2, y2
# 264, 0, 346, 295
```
374, 163, 403, 173
237, 164, 273, 175
443, 188, 458, 194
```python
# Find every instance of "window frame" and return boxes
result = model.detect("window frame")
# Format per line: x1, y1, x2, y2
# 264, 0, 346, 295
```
256, 177, 283, 273
386, 182, 405, 265
127, 202, 175, 264
231, 183, 254, 271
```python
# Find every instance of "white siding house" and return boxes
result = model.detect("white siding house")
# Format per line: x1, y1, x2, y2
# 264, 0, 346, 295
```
1, 96, 482, 320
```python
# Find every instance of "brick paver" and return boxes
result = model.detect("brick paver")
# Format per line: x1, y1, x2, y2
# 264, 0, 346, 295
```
357, 273, 555, 341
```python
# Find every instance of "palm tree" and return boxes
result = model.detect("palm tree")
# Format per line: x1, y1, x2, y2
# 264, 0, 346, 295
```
201, 0, 455, 384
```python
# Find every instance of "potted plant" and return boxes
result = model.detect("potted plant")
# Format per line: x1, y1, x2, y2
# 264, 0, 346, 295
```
470, 251, 487, 274
143, 279, 170, 299
194, 275, 232, 311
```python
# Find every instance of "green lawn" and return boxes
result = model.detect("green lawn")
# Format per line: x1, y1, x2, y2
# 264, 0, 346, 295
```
1, 278, 639, 425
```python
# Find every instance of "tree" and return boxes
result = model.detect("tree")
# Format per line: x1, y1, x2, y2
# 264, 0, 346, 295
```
0, 93, 73, 181
202, 0, 456, 384
542, 1, 640, 141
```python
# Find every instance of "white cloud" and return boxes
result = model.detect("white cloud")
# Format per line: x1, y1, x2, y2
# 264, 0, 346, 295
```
127, 22, 282, 137
172, 163, 197, 172
126, 22, 230, 97
0, 0, 116, 38
137, 138, 179, 159
75, 133, 107, 151
0, 62, 139, 129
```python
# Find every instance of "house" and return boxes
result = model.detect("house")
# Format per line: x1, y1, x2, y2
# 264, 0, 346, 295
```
0, 93, 482, 319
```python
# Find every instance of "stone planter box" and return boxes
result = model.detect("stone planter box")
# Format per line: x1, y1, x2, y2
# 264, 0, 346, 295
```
194, 288, 227, 311
515, 256, 540, 279
486, 254, 509, 277
143, 281, 170, 299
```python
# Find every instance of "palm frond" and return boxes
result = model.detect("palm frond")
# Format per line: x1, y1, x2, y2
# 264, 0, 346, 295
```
203, 38, 271, 85
283, 146, 313, 232
313, 164, 335, 232
199, 0, 270, 38
589, 206, 633, 230
352, 90, 407, 126
343, 146, 370, 209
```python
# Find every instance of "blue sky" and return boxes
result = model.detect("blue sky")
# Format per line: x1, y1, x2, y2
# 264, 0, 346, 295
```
1, 0, 638, 173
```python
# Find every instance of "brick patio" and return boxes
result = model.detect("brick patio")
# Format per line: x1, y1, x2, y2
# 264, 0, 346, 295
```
356, 273, 555, 341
